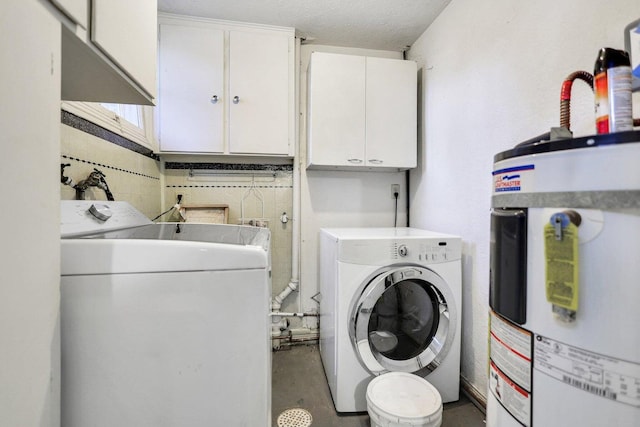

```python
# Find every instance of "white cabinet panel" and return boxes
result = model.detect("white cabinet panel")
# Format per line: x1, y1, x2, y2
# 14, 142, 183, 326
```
308, 52, 366, 167
366, 57, 417, 169
157, 15, 294, 156
60, 0, 157, 105
50, 0, 87, 28
159, 24, 224, 153
307, 52, 416, 171
4, 2, 61, 425
229, 31, 291, 155
91, 0, 157, 98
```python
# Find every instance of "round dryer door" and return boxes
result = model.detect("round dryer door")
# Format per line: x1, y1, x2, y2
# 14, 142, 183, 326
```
349, 265, 457, 377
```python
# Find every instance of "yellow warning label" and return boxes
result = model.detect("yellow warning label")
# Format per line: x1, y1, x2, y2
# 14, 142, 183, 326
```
544, 223, 579, 311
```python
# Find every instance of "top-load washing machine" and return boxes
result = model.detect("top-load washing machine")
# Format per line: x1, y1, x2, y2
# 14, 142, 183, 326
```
60, 200, 272, 427
319, 227, 462, 412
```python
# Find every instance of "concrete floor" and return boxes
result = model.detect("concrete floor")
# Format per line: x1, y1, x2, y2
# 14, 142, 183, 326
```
272, 344, 486, 427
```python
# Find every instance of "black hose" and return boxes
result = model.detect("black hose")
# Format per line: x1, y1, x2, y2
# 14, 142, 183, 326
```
100, 178, 115, 201
405, 170, 410, 227
152, 206, 175, 222
393, 192, 399, 227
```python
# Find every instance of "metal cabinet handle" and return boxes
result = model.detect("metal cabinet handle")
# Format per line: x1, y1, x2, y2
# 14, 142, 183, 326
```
210, 95, 219, 104
347, 158, 363, 164
233, 96, 240, 104
368, 159, 384, 164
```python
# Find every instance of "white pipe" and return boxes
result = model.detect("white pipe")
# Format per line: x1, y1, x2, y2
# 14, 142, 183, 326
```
270, 312, 319, 318
270, 37, 303, 350
290, 35, 302, 300
272, 281, 298, 310
271, 317, 288, 338
271, 36, 302, 315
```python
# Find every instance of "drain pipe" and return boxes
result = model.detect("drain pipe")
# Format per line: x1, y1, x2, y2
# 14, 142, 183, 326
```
271, 279, 299, 340
270, 133, 301, 337
271, 36, 302, 346
271, 311, 318, 318
272, 281, 299, 313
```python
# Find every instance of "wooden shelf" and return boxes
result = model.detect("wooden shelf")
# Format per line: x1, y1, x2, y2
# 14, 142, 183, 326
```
179, 204, 229, 224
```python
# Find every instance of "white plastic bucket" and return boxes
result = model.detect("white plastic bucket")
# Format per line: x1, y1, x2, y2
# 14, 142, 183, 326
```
366, 372, 443, 427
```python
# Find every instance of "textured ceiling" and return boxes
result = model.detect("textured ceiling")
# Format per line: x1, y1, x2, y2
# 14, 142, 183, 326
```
157, 0, 451, 51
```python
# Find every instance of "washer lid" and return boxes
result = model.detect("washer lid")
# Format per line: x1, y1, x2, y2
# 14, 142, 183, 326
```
367, 372, 442, 420
61, 239, 268, 275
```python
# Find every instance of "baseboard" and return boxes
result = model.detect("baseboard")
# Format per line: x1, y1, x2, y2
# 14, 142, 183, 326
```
461, 375, 487, 414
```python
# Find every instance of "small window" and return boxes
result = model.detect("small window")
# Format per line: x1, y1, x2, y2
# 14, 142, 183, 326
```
101, 103, 142, 128
61, 101, 156, 150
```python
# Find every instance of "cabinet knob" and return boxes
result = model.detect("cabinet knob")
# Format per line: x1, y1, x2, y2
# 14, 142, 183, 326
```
368, 159, 384, 164
210, 95, 219, 104
347, 158, 363, 164
233, 96, 240, 104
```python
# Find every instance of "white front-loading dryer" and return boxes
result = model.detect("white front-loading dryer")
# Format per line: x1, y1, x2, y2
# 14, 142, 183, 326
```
319, 227, 462, 412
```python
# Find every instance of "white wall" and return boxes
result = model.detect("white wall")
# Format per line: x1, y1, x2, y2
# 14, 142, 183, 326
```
298, 45, 408, 328
0, 1, 61, 426
407, 0, 640, 399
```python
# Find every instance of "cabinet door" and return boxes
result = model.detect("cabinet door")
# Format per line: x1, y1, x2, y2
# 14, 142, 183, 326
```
91, 0, 157, 98
159, 24, 224, 153
365, 57, 417, 168
307, 52, 366, 167
228, 31, 291, 155
49, 0, 87, 28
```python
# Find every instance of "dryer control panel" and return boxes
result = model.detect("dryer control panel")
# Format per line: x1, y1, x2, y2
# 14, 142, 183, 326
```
338, 237, 461, 265
392, 241, 459, 263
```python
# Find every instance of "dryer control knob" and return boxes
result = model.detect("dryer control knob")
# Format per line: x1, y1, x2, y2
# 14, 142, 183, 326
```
398, 245, 408, 257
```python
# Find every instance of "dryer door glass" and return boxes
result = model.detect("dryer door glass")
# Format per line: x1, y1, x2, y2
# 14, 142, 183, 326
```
350, 265, 457, 377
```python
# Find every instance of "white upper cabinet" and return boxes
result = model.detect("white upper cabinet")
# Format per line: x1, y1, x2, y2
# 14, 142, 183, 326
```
157, 14, 295, 157
228, 31, 291, 155
49, 0, 87, 28
365, 57, 417, 169
159, 24, 225, 153
307, 52, 417, 171
91, 0, 157, 100
307, 53, 366, 167
57, 0, 157, 105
